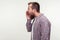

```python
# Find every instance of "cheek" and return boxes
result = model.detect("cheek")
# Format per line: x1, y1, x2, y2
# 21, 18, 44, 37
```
28, 10, 32, 14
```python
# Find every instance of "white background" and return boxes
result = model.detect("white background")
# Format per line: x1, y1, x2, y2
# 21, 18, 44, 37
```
0, 0, 60, 40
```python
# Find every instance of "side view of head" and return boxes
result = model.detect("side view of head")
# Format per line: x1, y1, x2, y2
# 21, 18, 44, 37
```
28, 2, 40, 15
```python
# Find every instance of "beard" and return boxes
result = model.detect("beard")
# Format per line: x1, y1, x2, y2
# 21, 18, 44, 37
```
26, 11, 35, 19
30, 14, 35, 19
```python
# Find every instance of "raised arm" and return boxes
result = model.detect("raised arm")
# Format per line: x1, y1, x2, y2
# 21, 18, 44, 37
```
26, 19, 32, 32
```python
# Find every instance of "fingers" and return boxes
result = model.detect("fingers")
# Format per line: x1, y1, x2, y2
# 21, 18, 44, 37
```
26, 11, 31, 19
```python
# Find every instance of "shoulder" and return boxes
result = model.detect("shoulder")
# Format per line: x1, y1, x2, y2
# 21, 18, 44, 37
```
39, 14, 50, 24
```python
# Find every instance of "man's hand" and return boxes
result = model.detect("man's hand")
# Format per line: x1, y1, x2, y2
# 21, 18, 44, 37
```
26, 11, 31, 20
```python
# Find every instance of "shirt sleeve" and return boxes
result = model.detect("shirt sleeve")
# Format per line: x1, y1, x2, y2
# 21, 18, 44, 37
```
26, 19, 32, 32
40, 21, 51, 40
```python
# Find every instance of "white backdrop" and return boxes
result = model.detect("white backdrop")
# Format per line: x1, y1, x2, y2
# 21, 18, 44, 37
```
0, 0, 60, 40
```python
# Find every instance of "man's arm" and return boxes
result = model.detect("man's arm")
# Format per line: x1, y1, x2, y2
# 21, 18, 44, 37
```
40, 21, 51, 40
26, 19, 32, 32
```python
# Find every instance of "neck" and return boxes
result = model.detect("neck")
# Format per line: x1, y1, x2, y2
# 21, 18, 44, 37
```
34, 12, 40, 17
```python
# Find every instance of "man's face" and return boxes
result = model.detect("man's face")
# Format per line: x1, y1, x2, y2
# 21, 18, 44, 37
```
28, 4, 34, 15
27, 4, 35, 19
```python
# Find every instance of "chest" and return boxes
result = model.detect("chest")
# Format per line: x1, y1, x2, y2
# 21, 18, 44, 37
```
32, 19, 40, 30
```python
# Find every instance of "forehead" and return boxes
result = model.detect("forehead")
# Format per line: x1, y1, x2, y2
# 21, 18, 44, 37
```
28, 4, 32, 8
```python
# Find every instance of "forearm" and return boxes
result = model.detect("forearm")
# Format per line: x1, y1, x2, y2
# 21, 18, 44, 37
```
26, 19, 32, 32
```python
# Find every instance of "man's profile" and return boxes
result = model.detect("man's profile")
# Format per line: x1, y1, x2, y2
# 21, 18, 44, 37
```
26, 2, 51, 40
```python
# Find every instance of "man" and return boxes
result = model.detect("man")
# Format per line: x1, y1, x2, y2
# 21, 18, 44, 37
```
26, 2, 51, 40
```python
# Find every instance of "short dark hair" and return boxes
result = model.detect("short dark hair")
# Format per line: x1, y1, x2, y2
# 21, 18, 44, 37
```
28, 2, 40, 12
